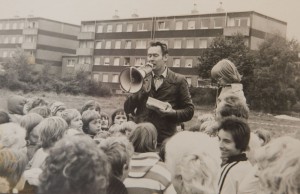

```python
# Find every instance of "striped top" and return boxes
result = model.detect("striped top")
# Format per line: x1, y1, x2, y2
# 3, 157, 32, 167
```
124, 152, 176, 194
218, 160, 258, 194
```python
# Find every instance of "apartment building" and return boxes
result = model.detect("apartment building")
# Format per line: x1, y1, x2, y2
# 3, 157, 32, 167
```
0, 16, 80, 73
62, 11, 286, 91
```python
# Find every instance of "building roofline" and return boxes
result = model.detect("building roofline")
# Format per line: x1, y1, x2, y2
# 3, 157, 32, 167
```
0, 17, 80, 27
81, 10, 286, 25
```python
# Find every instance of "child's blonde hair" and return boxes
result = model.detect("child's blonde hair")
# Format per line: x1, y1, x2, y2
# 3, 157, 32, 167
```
211, 59, 241, 84
0, 123, 26, 149
255, 136, 300, 194
35, 116, 68, 149
174, 151, 219, 194
82, 110, 101, 134
20, 113, 43, 140
28, 106, 51, 118
129, 122, 157, 153
80, 100, 101, 114
0, 149, 28, 190
61, 109, 81, 125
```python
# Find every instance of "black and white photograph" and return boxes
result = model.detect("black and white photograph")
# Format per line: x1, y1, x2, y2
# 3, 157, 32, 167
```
0, 0, 300, 193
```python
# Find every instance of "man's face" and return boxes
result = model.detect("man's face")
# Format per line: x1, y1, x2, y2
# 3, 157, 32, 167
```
147, 46, 168, 74
218, 129, 241, 158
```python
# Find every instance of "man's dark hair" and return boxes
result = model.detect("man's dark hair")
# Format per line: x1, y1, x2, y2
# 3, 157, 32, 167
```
149, 41, 168, 56
217, 117, 250, 152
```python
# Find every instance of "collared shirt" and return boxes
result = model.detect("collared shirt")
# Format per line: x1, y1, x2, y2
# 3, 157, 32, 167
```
153, 67, 167, 90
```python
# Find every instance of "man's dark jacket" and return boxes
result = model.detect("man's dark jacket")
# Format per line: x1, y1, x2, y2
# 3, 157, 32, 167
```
124, 69, 194, 144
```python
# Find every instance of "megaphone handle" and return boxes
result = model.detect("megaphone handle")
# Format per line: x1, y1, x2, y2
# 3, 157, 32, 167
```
127, 67, 133, 92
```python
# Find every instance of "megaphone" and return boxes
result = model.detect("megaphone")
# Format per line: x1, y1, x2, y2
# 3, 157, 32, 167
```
119, 63, 153, 93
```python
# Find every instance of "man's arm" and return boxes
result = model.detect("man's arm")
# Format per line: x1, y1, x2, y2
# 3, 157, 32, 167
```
124, 90, 148, 116
175, 78, 194, 122
155, 78, 194, 122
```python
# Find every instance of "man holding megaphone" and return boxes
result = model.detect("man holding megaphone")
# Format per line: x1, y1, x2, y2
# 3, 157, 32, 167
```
124, 41, 194, 146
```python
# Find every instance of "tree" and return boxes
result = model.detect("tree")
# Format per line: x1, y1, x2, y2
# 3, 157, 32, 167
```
248, 35, 300, 112
197, 34, 255, 99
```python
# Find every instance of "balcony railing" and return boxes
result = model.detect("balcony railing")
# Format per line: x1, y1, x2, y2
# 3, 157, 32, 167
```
23, 28, 38, 35
223, 26, 250, 36
77, 32, 95, 40
76, 48, 94, 56
22, 42, 37, 49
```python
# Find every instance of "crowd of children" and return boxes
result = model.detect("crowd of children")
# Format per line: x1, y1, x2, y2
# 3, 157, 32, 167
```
0, 59, 299, 194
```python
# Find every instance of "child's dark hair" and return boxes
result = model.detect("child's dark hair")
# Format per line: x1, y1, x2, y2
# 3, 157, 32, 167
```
111, 109, 128, 125
217, 117, 250, 152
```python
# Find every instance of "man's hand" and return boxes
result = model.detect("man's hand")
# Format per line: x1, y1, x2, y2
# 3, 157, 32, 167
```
148, 102, 176, 117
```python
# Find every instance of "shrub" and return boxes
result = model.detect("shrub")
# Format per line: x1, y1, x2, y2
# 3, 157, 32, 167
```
189, 87, 216, 106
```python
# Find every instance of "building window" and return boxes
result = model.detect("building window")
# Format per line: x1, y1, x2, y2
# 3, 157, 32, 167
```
126, 23, 133, 32
214, 18, 224, 28
3, 51, 8, 57
174, 39, 182, 49
11, 36, 16, 43
19, 22, 24, 29
4, 37, 9, 44
124, 57, 130, 66
27, 22, 37, 28
175, 21, 183, 30
185, 59, 193, 68
234, 18, 249, 27
135, 58, 146, 66
97, 25, 103, 32
95, 41, 102, 49
94, 56, 101, 65
67, 59, 76, 67
158, 21, 168, 30
106, 24, 113, 32
104, 57, 110, 65
199, 39, 208, 48
116, 24, 122, 32
113, 57, 120, 66
200, 18, 209, 29
186, 39, 194, 48
12, 23, 17, 29
136, 40, 146, 49
79, 57, 91, 64
186, 77, 192, 86
18, 36, 23, 43
25, 36, 35, 43
105, 41, 111, 49
125, 40, 131, 49
93, 74, 100, 82
115, 40, 121, 49
112, 74, 119, 83
80, 41, 94, 48
188, 20, 196, 29
4, 23, 9, 29
173, 58, 181, 67
102, 74, 109, 82
137, 23, 146, 31
82, 25, 95, 32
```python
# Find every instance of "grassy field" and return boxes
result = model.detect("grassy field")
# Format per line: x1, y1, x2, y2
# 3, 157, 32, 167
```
1, 89, 299, 139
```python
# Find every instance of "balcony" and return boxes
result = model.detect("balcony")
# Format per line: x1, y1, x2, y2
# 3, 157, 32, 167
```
223, 26, 250, 36
22, 42, 37, 50
76, 48, 94, 56
23, 28, 38, 35
77, 32, 95, 40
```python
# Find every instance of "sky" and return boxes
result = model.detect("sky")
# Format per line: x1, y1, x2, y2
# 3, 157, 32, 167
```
0, 0, 299, 41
